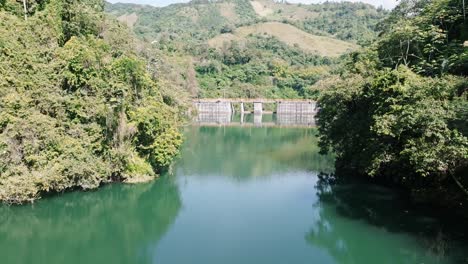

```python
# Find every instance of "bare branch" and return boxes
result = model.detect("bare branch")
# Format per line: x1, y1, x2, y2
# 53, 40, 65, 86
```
22, 0, 27, 20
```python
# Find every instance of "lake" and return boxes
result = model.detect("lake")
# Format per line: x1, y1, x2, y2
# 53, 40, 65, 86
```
0, 124, 466, 264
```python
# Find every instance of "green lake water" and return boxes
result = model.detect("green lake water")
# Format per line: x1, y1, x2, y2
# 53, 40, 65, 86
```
0, 126, 466, 264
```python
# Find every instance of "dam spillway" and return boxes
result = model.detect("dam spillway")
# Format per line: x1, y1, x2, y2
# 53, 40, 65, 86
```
193, 98, 317, 127
193, 99, 317, 115
276, 101, 316, 114
193, 101, 233, 114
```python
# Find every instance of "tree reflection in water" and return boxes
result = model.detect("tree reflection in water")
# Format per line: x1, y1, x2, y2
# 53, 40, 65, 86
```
307, 174, 468, 264
0, 177, 181, 264
178, 126, 334, 179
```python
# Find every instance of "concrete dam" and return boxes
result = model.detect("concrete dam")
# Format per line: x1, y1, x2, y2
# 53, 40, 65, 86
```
193, 98, 317, 115
193, 98, 317, 127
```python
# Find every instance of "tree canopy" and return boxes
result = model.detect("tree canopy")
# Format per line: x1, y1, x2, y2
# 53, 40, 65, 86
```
317, 0, 468, 208
0, 0, 186, 203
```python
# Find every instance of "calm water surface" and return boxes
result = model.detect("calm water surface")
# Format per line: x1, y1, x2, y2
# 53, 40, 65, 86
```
0, 126, 466, 264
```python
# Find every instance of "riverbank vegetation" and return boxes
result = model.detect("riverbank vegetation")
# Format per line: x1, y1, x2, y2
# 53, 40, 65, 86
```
2, 0, 464, 211
0, 0, 188, 204
317, 0, 467, 209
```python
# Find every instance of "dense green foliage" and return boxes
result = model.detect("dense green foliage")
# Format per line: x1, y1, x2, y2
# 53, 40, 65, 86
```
376, 0, 468, 75
106, 0, 386, 99
106, 0, 386, 45
317, 0, 467, 206
106, 0, 256, 47
0, 0, 185, 203
293, 2, 387, 45
195, 35, 335, 98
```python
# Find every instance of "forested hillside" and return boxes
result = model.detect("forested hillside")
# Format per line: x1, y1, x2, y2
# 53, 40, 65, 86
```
0, 0, 189, 203
105, 0, 387, 99
317, 0, 467, 209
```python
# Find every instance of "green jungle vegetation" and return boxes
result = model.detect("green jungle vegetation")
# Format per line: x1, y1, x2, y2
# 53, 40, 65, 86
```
106, 0, 466, 213
316, 0, 468, 210
0, 0, 466, 215
106, 0, 387, 99
0, 0, 190, 204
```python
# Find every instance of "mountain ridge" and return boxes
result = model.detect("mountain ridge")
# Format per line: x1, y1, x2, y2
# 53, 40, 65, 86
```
105, 0, 387, 99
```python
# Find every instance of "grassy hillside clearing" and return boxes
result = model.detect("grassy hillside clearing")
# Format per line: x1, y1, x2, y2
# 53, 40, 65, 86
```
250, 1, 274, 17
117, 13, 138, 28
208, 22, 359, 57
250, 0, 316, 20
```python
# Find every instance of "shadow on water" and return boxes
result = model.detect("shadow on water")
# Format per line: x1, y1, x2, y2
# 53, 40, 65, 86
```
177, 126, 335, 179
307, 174, 468, 264
0, 177, 181, 264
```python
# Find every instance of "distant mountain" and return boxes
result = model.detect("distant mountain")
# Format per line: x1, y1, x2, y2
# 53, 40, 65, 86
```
105, 0, 388, 99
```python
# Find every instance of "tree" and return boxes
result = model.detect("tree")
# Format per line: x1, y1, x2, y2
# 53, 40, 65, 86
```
0, 0, 185, 203
376, 0, 468, 76
22, 0, 26, 20
317, 66, 468, 204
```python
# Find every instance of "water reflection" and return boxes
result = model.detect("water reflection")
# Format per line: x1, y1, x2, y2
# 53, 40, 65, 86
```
0, 178, 181, 264
193, 112, 315, 127
277, 113, 315, 126
178, 126, 335, 178
1, 127, 467, 264
195, 112, 232, 125
307, 175, 468, 264
253, 113, 262, 126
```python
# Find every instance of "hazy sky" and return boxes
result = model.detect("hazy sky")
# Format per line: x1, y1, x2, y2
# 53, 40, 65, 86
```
107, 0, 398, 9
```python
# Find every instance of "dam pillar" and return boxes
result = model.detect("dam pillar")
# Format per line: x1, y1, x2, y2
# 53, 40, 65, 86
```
240, 102, 245, 114
217, 101, 232, 113
253, 102, 263, 114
